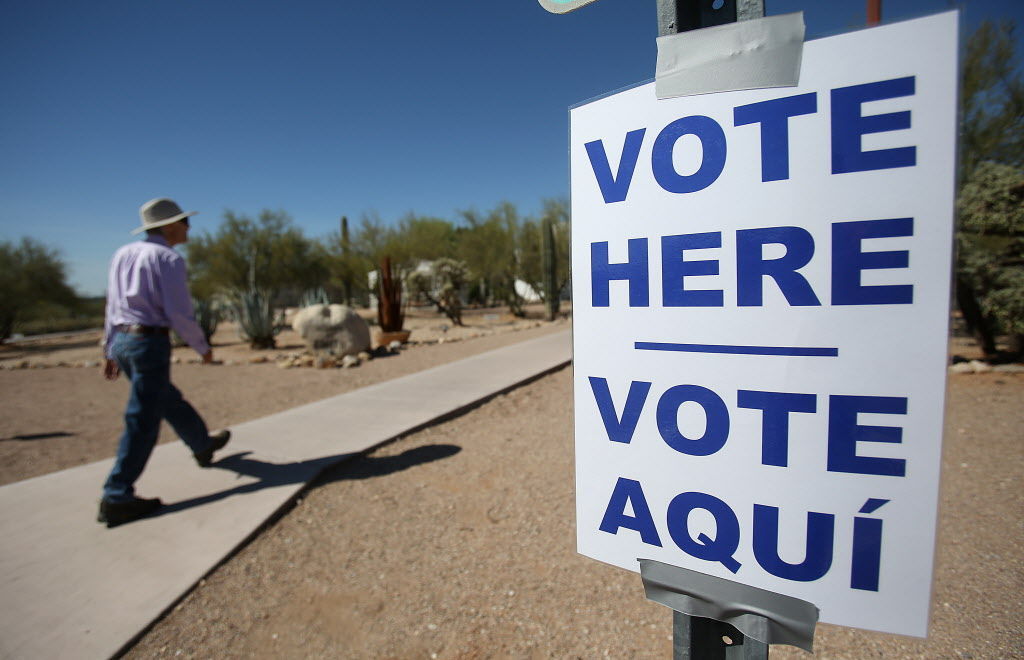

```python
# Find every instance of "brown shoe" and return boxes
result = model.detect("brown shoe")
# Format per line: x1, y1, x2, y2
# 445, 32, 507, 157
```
194, 429, 231, 467
97, 497, 163, 527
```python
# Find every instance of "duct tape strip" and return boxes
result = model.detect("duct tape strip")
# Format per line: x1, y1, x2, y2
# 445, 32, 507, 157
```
639, 559, 819, 651
655, 12, 805, 99
536, 0, 601, 14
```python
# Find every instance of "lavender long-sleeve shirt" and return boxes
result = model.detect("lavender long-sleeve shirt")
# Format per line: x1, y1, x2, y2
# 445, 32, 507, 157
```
103, 235, 210, 359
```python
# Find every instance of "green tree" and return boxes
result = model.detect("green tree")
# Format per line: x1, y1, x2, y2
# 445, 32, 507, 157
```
518, 198, 570, 320
961, 20, 1024, 177
957, 20, 1024, 357
457, 202, 524, 315
187, 210, 326, 349
394, 214, 457, 262
187, 209, 327, 304
0, 238, 79, 342
956, 161, 1024, 356
324, 215, 370, 307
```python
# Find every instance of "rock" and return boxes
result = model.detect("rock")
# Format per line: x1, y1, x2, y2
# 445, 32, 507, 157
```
388, 340, 403, 351
357, 351, 371, 362
277, 359, 293, 369
291, 304, 371, 357
341, 354, 360, 368
298, 355, 315, 368
993, 363, 1024, 373
249, 355, 269, 364
315, 355, 336, 369
83, 360, 100, 369
969, 360, 992, 373
949, 363, 975, 374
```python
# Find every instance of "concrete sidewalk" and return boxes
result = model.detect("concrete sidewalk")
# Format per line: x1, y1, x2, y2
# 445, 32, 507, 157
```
0, 330, 571, 659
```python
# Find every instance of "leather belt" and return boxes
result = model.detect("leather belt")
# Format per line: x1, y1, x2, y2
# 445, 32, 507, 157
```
117, 324, 169, 336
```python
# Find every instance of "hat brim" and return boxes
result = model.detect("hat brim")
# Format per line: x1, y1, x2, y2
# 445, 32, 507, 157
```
131, 211, 198, 235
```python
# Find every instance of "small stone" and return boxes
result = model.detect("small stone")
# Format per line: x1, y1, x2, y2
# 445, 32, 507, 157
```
357, 351, 371, 361
388, 340, 402, 351
993, 363, 1024, 373
969, 360, 992, 373
249, 355, 269, 364
341, 354, 360, 368
298, 355, 314, 368
948, 363, 974, 374
84, 360, 100, 368
315, 355, 336, 369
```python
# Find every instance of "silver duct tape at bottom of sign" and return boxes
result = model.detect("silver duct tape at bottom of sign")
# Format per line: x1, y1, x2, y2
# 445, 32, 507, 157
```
639, 558, 819, 651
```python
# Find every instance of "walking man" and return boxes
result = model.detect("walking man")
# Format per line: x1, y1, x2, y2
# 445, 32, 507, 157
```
99, 198, 231, 527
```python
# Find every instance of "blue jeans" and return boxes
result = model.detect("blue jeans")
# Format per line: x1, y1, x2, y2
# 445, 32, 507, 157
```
102, 332, 213, 502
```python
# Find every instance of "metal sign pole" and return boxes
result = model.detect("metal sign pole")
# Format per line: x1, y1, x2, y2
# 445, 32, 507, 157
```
653, 1, 768, 658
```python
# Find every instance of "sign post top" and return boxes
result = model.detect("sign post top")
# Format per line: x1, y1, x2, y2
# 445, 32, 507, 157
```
537, 0, 602, 14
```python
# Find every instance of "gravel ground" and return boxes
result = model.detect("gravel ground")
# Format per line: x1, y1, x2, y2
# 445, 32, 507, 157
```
0, 307, 567, 486
1, 319, 1020, 658
124, 369, 1021, 660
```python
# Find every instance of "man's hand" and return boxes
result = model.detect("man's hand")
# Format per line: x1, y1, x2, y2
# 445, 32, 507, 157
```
201, 350, 214, 364
103, 359, 120, 381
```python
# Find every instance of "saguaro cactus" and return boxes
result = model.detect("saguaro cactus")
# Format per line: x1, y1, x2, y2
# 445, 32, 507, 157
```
542, 215, 560, 321
340, 215, 353, 306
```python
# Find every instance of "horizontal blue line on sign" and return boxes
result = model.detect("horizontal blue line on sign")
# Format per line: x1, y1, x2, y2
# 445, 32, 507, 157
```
634, 342, 839, 357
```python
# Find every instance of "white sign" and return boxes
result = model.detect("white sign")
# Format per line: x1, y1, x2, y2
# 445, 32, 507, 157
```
571, 12, 958, 638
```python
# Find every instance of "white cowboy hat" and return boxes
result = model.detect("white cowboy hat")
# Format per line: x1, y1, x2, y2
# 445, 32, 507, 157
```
132, 198, 198, 235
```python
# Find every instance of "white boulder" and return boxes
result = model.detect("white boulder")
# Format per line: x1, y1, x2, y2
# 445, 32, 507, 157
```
291, 304, 371, 356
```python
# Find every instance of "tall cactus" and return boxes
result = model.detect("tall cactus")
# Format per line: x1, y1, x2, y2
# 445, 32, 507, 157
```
377, 255, 404, 332
542, 214, 559, 321
340, 215, 353, 306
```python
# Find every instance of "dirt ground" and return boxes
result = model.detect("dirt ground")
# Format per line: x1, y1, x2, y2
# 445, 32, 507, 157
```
1, 312, 1021, 659
0, 305, 568, 486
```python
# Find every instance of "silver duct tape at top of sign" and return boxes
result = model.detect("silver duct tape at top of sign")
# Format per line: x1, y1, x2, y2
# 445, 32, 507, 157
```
655, 12, 806, 99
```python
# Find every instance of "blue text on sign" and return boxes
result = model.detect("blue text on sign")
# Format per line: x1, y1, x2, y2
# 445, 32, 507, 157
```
584, 77, 916, 203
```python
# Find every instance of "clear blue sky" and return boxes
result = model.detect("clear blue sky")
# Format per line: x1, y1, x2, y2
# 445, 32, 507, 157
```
1, 0, 1021, 295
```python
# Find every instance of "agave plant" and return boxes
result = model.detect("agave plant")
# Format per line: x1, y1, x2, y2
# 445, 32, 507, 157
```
192, 296, 221, 344
233, 288, 280, 349
299, 286, 331, 308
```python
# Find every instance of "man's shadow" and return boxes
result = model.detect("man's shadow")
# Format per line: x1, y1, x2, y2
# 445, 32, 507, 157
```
153, 443, 462, 518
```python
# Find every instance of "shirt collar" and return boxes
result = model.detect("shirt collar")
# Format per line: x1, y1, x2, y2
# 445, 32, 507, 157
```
144, 234, 169, 247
